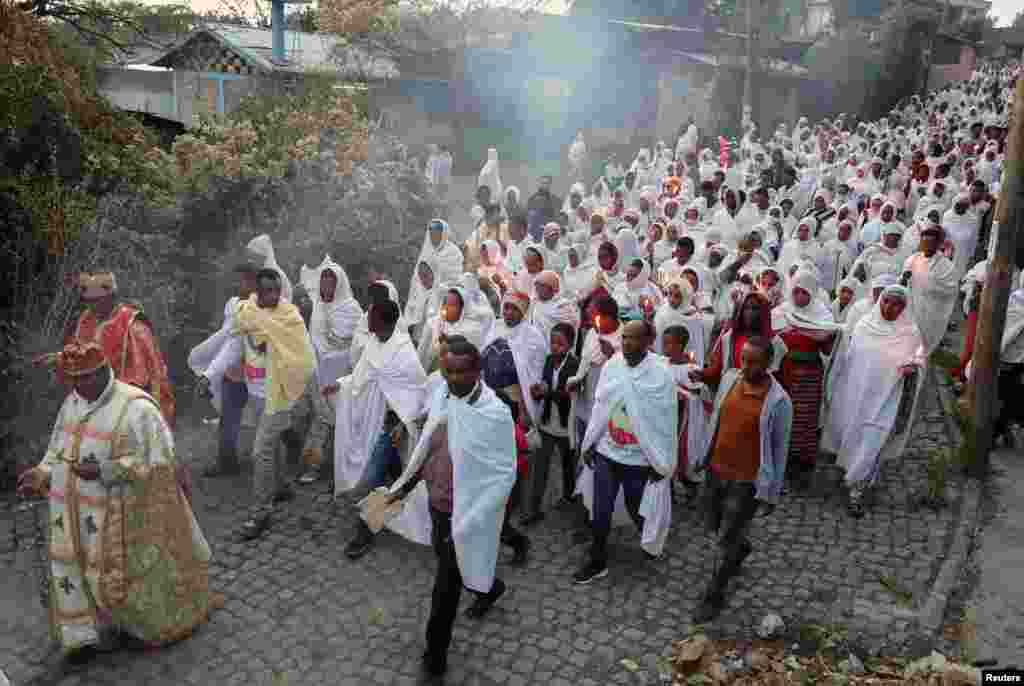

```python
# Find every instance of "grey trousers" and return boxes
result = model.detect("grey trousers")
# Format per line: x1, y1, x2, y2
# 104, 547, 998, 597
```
251, 408, 293, 516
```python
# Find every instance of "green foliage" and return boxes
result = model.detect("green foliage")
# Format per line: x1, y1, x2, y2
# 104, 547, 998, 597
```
922, 447, 952, 508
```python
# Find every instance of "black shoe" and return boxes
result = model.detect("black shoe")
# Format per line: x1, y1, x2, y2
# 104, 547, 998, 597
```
273, 486, 296, 504
421, 651, 447, 677
693, 591, 725, 623
556, 496, 578, 510
509, 537, 530, 566
465, 578, 507, 619
64, 645, 99, 666
847, 501, 865, 519
519, 512, 545, 527
345, 526, 375, 560
573, 560, 608, 585
737, 540, 753, 567
201, 462, 241, 478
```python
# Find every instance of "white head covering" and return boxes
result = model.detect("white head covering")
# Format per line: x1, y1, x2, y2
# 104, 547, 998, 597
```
773, 267, 840, 332
478, 148, 503, 201
247, 234, 293, 303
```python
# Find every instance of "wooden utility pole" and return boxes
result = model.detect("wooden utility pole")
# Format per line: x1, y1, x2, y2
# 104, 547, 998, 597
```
967, 75, 1024, 476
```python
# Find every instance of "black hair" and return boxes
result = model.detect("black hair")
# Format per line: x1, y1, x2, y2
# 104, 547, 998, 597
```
593, 295, 619, 318
256, 268, 281, 286
630, 258, 645, 271
368, 282, 390, 305
744, 335, 774, 361
446, 338, 481, 369
780, 197, 794, 206
662, 325, 690, 348
551, 322, 576, 346
374, 300, 400, 327
233, 261, 260, 274
677, 237, 695, 253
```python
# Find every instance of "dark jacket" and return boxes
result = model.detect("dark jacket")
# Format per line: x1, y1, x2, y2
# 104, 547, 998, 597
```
539, 352, 580, 430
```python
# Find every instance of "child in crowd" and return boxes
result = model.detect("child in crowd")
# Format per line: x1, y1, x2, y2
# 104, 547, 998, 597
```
662, 325, 709, 504
523, 322, 581, 525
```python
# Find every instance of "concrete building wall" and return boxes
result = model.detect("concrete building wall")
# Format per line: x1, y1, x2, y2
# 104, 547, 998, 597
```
930, 45, 977, 90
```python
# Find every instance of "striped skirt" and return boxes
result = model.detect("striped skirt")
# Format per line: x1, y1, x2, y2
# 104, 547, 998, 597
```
780, 358, 824, 468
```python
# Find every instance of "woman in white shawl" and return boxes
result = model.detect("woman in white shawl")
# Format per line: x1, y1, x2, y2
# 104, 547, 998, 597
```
613, 255, 662, 315
247, 234, 293, 302
417, 285, 486, 373
478, 147, 503, 204
942, 193, 979, 278
410, 219, 464, 303
513, 245, 546, 297
650, 220, 675, 269
772, 267, 841, 489
831, 276, 862, 324
779, 219, 824, 285
654, 275, 707, 365
821, 284, 925, 518
902, 223, 959, 356
404, 261, 442, 345
529, 270, 581, 344
477, 239, 509, 286
299, 255, 363, 385
562, 245, 597, 304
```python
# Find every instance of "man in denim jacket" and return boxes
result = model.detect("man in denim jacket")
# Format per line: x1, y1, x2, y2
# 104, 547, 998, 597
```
694, 335, 792, 622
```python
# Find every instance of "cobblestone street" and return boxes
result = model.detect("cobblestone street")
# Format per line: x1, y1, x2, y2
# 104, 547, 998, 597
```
1, 375, 970, 686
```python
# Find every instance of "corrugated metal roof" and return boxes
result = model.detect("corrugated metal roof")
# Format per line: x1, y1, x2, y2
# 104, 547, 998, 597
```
148, 23, 399, 79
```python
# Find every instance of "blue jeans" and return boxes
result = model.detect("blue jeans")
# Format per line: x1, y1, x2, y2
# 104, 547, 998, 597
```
590, 453, 648, 565
218, 378, 248, 463
361, 430, 403, 492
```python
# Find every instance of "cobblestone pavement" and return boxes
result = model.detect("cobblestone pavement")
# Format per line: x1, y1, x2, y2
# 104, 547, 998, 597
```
1, 377, 969, 686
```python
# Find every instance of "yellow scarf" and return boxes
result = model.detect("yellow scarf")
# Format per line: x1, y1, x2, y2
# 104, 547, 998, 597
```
235, 295, 314, 413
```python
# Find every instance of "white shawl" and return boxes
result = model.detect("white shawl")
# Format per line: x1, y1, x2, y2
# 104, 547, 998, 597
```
247, 234, 293, 303
390, 382, 516, 593
903, 251, 959, 355
299, 256, 363, 384
334, 328, 427, 492
577, 353, 678, 556
822, 290, 925, 484
481, 318, 548, 425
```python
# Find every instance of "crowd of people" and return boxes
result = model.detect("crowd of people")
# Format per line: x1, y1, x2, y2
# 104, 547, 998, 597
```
15, 61, 1021, 677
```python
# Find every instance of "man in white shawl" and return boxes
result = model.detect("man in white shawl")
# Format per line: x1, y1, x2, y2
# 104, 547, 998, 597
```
385, 338, 516, 678
693, 334, 791, 621
573, 320, 678, 584
351, 280, 406, 368
327, 299, 428, 558
821, 285, 925, 518
480, 290, 548, 426
901, 223, 959, 355
294, 256, 363, 483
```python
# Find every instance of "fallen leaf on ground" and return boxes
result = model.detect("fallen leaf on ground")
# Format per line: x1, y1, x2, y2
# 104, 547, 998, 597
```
620, 658, 640, 672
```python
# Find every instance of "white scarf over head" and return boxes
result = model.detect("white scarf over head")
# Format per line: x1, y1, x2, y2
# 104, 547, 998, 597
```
482, 298, 548, 424
772, 268, 840, 333
299, 255, 363, 382
823, 285, 924, 483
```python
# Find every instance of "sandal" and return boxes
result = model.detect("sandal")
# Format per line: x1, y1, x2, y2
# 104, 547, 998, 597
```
297, 470, 319, 485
